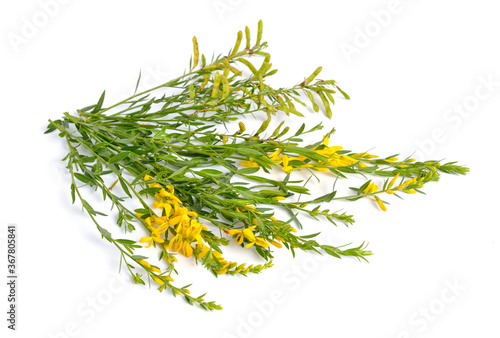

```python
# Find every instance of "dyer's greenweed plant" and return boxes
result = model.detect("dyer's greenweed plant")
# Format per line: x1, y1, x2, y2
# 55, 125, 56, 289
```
46, 21, 468, 311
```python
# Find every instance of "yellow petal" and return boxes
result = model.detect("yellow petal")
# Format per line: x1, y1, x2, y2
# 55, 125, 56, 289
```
388, 173, 400, 189
363, 182, 374, 194
138, 260, 151, 268
153, 237, 165, 244
243, 229, 256, 242
169, 215, 182, 226
375, 196, 387, 212
241, 160, 260, 168
226, 229, 240, 235
268, 148, 283, 159
282, 155, 289, 168
183, 242, 193, 257
164, 203, 172, 215
270, 240, 282, 248
244, 242, 255, 249
255, 237, 270, 247
322, 136, 329, 146
152, 276, 164, 285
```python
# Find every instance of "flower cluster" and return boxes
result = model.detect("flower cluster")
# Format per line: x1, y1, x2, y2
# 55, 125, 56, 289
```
241, 136, 358, 173
139, 175, 271, 277
139, 175, 206, 257
47, 20, 468, 310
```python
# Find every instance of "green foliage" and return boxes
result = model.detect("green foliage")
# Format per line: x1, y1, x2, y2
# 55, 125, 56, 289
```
46, 20, 468, 310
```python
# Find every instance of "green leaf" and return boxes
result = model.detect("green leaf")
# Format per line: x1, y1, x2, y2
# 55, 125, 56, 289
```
336, 86, 350, 100
285, 185, 309, 194
131, 255, 149, 260
295, 123, 305, 136
198, 169, 224, 177
300, 232, 321, 239
119, 177, 132, 198
90, 91, 106, 114
99, 227, 112, 240
166, 166, 189, 179
139, 187, 163, 196
236, 167, 260, 175
134, 70, 141, 95
70, 183, 76, 204
235, 148, 263, 158
109, 152, 129, 163
74, 173, 94, 185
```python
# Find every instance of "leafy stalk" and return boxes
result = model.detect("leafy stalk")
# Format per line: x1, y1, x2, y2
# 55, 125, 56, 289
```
46, 20, 468, 310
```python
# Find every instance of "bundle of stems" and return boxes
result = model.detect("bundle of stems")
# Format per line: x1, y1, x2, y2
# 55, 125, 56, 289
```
46, 21, 468, 310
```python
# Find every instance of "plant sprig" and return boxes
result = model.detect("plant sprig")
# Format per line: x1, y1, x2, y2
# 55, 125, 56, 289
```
46, 20, 468, 310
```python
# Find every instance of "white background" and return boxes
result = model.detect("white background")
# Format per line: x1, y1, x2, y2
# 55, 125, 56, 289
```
1, 0, 499, 337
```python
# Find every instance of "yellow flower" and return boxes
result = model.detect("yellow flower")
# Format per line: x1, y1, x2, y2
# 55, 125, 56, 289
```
241, 159, 260, 168
138, 260, 151, 268
168, 218, 206, 257
194, 244, 210, 259
227, 225, 257, 245
311, 141, 358, 168
270, 240, 282, 248
363, 182, 378, 194
322, 135, 329, 146
314, 145, 343, 157
169, 205, 198, 226
154, 216, 169, 226
139, 228, 165, 248
387, 173, 400, 189
152, 276, 164, 285
394, 178, 415, 190
374, 196, 387, 212
144, 174, 155, 182
144, 174, 163, 189
273, 196, 286, 201
268, 148, 283, 164
226, 225, 269, 248
312, 166, 329, 171
352, 152, 378, 159
328, 153, 358, 167
156, 185, 182, 205
281, 155, 294, 173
